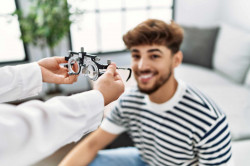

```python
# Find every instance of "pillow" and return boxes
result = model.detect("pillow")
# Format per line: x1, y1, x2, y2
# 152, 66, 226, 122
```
213, 23, 250, 83
180, 26, 219, 68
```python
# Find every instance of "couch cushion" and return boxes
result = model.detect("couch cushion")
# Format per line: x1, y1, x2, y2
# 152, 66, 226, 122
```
212, 23, 250, 83
175, 64, 250, 140
244, 68, 250, 87
232, 140, 250, 165
180, 25, 219, 68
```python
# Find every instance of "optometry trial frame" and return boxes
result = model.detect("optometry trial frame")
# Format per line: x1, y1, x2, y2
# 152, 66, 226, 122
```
64, 47, 132, 81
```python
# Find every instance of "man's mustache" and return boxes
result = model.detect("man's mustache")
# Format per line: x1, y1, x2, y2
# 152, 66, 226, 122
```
135, 70, 157, 75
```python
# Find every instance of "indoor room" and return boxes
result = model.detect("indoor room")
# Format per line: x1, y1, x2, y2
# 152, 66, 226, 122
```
0, 0, 250, 165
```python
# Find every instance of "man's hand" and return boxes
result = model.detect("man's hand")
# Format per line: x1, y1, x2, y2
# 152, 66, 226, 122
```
94, 63, 125, 106
38, 57, 78, 84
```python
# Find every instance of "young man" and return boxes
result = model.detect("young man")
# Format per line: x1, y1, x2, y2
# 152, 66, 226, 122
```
60, 19, 233, 166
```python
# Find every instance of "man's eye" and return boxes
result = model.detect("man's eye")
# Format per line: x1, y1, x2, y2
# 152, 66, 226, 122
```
132, 55, 140, 59
151, 54, 160, 59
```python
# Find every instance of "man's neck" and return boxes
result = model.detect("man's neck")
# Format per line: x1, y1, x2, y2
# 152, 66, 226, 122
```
148, 76, 178, 104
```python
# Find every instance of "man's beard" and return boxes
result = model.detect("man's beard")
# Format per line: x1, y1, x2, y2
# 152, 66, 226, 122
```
137, 67, 172, 95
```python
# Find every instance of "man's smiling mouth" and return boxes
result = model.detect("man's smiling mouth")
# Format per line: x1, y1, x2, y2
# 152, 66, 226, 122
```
138, 73, 155, 83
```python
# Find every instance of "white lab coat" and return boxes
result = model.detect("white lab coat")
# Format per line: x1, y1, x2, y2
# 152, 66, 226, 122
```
0, 62, 104, 166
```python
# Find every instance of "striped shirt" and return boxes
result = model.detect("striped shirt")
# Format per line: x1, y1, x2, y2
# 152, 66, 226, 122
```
101, 80, 232, 166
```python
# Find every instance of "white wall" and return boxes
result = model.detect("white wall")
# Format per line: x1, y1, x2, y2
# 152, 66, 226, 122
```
175, 0, 250, 31
220, 0, 250, 31
175, 0, 221, 27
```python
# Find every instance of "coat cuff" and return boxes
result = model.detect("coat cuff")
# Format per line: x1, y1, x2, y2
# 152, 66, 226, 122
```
18, 62, 43, 99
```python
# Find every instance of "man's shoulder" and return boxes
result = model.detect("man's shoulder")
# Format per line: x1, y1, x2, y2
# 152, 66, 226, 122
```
181, 83, 225, 120
178, 83, 230, 142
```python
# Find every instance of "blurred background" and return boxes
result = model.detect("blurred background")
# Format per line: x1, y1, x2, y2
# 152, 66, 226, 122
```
1, 0, 249, 96
1, 0, 250, 165
1, 0, 249, 95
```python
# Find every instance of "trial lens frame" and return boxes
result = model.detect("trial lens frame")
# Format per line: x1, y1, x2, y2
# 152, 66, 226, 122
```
65, 47, 132, 81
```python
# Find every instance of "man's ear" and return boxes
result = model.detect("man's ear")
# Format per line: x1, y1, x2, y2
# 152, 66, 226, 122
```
173, 51, 183, 68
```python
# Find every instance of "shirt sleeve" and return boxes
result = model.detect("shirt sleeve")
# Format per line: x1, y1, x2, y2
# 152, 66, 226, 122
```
0, 90, 104, 166
0, 62, 43, 103
196, 115, 233, 165
100, 101, 127, 135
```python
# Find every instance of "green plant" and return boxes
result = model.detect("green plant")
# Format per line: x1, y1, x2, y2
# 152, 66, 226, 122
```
14, 0, 72, 57
13, 0, 84, 93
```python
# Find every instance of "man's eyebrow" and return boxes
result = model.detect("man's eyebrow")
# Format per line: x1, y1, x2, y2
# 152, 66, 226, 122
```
131, 49, 139, 53
148, 49, 163, 53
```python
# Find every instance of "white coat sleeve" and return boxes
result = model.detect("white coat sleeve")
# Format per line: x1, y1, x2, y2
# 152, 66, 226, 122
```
0, 90, 104, 166
0, 62, 42, 103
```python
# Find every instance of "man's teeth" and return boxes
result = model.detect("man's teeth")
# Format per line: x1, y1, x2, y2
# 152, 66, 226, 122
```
140, 74, 153, 79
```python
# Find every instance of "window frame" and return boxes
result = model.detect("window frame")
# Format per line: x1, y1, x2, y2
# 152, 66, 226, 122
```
0, 0, 29, 65
68, 0, 176, 55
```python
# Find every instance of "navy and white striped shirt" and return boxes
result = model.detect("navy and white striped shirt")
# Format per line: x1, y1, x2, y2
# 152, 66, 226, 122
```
101, 80, 232, 166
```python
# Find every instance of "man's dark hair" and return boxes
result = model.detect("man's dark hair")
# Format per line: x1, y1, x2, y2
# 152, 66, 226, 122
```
123, 19, 183, 54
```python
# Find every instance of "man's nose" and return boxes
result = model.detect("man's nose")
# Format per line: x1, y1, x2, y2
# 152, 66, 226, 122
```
138, 58, 150, 70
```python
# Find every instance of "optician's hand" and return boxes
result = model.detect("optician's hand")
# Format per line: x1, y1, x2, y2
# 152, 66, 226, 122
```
38, 57, 78, 84
94, 62, 125, 106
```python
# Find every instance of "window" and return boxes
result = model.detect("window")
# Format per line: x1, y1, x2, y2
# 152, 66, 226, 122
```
0, 0, 28, 64
68, 0, 174, 54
